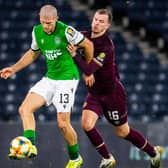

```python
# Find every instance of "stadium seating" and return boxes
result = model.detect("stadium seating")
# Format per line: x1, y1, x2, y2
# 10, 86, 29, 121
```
112, 30, 168, 121
112, 0, 168, 50
0, 0, 168, 122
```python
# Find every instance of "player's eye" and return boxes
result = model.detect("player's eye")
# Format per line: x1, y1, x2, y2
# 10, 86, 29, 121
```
99, 20, 104, 23
94, 18, 98, 22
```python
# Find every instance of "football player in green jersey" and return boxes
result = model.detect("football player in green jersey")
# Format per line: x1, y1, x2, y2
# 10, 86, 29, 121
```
0, 4, 93, 168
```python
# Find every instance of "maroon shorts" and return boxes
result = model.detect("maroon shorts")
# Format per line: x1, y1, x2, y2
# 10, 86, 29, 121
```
83, 81, 128, 126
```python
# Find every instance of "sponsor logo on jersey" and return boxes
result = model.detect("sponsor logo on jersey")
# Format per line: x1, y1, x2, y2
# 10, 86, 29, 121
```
67, 27, 75, 37
55, 37, 61, 45
45, 49, 62, 60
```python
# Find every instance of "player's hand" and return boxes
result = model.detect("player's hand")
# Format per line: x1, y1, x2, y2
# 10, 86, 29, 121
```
67, 43, 77, 57
0, 67, 15, 79
83, 74, 95, 87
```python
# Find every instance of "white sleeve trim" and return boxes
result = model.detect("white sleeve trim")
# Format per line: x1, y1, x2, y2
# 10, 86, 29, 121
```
31, 28, 39, 51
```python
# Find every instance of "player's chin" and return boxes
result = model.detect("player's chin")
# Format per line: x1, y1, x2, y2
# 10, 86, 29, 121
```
92, 29, 100, 34
44, 30, 51, 34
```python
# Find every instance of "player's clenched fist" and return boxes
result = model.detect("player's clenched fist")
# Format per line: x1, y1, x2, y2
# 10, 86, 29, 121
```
0, 67, 14, 79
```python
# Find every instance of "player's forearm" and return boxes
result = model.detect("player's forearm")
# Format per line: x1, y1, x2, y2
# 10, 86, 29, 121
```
83, 41, 94, 63
73, 55, 99, 75
79, 38, 94, 63
11, 49, 39, 73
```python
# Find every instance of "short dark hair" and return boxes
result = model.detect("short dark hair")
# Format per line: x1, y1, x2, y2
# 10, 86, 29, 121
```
96, 9, 113, 24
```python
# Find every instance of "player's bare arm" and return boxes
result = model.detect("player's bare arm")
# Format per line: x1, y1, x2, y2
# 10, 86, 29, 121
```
0, 49, 40, 79
78, 37, 93, 63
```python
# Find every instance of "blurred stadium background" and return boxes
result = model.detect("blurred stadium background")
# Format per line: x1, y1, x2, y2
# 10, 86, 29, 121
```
0, 0, 167, 167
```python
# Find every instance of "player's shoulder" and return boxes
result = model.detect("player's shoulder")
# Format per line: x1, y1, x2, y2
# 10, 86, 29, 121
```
33, 24, 42, 31
104, 33, 112, 42
79, 30, 91, 39
33, 23, 42, 29
80, 30, 89, 35
65, 24, 82, 39
57, 21, 68, 28
104, 33, 115, 49
33, 24, 43, 35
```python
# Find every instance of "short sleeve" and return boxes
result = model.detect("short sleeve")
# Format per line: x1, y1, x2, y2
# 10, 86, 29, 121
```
31, 28, 39, 51
65, 26, 84, 45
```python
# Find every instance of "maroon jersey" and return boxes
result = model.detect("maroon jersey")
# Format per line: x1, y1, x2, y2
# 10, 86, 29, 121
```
73, 31, 127, 125
74, 31, 120, 94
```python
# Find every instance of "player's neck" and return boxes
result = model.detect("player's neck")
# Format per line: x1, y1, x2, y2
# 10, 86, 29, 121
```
91, 31, 106, 39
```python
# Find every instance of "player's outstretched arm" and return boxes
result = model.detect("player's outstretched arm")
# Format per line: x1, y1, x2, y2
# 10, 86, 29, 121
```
0, 49, 40, 79
0, 67, 14, 79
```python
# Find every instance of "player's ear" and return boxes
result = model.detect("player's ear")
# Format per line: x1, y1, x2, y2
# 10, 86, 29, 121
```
56, 16, 59, 21
107, 23, 111, 30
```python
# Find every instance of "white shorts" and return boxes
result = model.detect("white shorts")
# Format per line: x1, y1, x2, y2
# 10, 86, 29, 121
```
29, 77, 79, 112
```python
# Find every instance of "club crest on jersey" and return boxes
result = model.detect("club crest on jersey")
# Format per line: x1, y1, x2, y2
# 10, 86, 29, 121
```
96, 52, 106, 63
55, 37, 61, 45
67, 27, 75, 37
